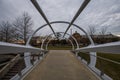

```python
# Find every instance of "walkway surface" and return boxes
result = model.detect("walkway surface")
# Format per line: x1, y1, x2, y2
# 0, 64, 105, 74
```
23, 50, 100, 80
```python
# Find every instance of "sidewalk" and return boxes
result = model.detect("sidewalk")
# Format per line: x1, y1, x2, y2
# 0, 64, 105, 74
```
23, 50, 100, 80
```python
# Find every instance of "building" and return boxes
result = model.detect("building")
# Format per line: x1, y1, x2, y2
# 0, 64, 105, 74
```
69, 31, 82, 45
69, 31, 120, 46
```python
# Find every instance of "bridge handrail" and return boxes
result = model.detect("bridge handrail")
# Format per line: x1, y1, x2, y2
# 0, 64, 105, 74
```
0, 42, 44, 54
75, 41, 120, 54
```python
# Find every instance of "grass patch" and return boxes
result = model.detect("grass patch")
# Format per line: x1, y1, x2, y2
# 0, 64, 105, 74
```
96, 53, 120, 80
78, 52, 90, 64
78, 52, 120, 80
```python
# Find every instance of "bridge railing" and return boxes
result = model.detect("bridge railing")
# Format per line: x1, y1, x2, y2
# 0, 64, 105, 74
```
0, 41, 120, 80
74, 41, 120, 80
0, 41, 48, 80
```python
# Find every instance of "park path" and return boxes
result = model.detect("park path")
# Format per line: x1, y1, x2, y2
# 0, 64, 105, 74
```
23, 50, 100, 80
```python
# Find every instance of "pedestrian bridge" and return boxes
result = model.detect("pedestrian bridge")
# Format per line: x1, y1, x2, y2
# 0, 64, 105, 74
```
0, 0, 120, 80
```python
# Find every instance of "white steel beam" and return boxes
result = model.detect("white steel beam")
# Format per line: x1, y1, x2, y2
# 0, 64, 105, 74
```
63, 0, 90, 37
0, 42, 43, 54
31, 0, 56, 37
76, 41, 120, 54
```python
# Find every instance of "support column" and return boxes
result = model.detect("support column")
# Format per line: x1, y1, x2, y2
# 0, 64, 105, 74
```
89, 52, 97, 68
24, 52, 32, 68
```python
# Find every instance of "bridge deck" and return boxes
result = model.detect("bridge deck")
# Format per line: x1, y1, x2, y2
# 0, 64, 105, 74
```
23, 50, 100, 80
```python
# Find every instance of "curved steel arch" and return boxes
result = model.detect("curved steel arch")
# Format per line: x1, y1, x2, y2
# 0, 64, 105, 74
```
25, 20, 96, 68
45, 38, 74, 50
41, 32, 79, 50
49, 21, 94, 44
67, 39, 75, 50
26, 21, 94, 45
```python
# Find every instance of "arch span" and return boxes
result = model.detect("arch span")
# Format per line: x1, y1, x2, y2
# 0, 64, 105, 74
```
41, 32, 79, 50
26, 21, 94, 45
25, 21, 96, 68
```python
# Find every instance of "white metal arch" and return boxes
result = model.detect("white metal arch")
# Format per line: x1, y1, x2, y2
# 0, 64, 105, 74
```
41, 32, 79, 50
25, 21, 96, 68
29, 0, 96, 67
26, 21, 94, 45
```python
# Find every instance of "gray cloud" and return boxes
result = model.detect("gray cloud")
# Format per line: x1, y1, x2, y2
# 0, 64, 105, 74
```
0, 0, 120, 36
75, 0, 120, 34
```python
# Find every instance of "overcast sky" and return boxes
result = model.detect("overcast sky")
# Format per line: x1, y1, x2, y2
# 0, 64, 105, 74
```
0, 0, 120, 36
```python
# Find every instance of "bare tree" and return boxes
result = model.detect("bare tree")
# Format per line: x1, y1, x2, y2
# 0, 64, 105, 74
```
13, 12, 33, 44
56, 32, 61, 40
87, 25, 96, 38
0, 25, 3, 41
99, 27, 108, 43
99, 27, 108, 36
0, 21, 16, 42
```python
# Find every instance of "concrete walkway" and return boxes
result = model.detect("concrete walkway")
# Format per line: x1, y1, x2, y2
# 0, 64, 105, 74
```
23, 50, 100, 80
